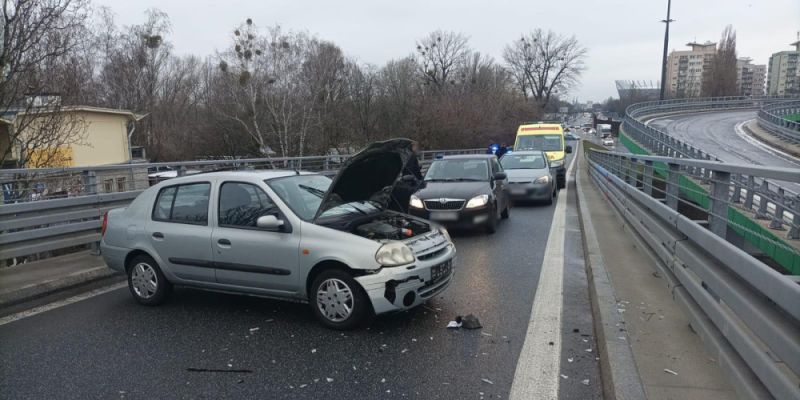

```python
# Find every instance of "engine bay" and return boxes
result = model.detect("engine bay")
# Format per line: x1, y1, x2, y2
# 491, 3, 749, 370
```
354, 215, 431, 240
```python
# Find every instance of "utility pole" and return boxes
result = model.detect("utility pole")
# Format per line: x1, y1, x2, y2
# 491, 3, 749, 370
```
659, 0, 674, 100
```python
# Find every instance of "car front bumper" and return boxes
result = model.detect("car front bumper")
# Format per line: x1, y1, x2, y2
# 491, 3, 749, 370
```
355, 243, 456, 315
507, 182, 552, 201
407, 206, 493, 230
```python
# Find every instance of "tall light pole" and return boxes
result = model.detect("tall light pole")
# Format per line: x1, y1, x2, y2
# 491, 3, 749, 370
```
659, 0, 674, 100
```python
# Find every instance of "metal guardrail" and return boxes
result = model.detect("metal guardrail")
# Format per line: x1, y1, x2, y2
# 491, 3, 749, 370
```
586, 148, 800, 400
0, 148, 485, 263
757, 100, 800, 144
622, 97, 800, 241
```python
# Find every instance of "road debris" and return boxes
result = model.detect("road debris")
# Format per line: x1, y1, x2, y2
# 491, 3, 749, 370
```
567, 357, 574, 363
401, 348, 409, 353
586, 348, 592, 353
249, 327, 260, 332
560, 374, 568, 379
311, 349, 317, 354
446, 320, 462, 329
481, 332, 493, 337
300, 384, 307, 388
664, 368, 678, 376
481, 378, 494, 385
581, 379, 589, 385
381, 378, 386, 383
462, 314, 482, 329
326, 378, 334, 383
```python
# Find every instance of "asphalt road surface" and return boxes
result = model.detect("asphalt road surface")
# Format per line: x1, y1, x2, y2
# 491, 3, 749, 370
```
0, 152, 602, 400
648, 110, 800, 194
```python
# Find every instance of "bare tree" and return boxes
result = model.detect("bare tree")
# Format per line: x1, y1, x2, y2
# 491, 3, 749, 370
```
0, 0, 90, 167
702, 25, 737, 97
503, 29, 587, 109
415, 30, 469, 91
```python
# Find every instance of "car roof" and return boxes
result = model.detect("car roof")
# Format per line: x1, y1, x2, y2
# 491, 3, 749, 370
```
440, 154, 496, 160
154, 169, 317, 185
503, 150, 546, 156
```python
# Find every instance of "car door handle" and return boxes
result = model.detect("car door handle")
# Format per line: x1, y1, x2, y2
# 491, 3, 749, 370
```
218, 239, 231, 246
152, 232, 164, 239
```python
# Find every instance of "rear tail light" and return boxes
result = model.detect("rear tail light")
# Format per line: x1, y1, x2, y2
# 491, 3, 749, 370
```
101, 211, 109, 237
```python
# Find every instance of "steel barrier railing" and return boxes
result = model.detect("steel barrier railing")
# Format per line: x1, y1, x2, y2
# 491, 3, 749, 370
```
621, 97, 800, 241
757, 100, 800, 143
586, 148, 800, 400
0, 148, 485, 263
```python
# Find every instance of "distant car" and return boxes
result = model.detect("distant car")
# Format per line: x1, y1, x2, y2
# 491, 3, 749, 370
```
499, 151, 557, 205
409, 155, 510, 234
565, 133, 579, 141
101, 139, 456, 330
602, 138, 614, 146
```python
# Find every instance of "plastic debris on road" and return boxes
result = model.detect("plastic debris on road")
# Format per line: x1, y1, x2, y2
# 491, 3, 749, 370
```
481, 378, 494, 385
311, 349, 317, 354
326, 378, 334, 383
462, 314, 482, 329
249, 327, 260, 332
560, 374, 568, 379
567, 357, 574, 363
446, 320, 462, 329
664, 368, 678, 376
582, 379, 590, 385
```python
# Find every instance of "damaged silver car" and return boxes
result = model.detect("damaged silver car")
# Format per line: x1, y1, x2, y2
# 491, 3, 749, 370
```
100, 139, 456, 329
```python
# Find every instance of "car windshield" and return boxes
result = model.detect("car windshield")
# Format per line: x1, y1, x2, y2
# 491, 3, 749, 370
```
266, 175, 381, 221
500, 154, 547, 169
516, 135, 563, 151
424, 159, 489, 181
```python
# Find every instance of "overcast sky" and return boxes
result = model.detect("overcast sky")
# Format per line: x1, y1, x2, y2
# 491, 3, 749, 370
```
94, 0, 799, 101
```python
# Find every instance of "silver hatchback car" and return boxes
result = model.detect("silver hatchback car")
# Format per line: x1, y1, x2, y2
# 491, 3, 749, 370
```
101, 139, 456, 329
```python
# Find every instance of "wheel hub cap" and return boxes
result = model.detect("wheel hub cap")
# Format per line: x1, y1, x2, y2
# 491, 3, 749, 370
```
131, 263, 158, 299
316, 278, 354, 322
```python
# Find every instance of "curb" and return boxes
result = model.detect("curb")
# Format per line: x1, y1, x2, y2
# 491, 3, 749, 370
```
0, 265, 124, 308
574, 150, 647, 400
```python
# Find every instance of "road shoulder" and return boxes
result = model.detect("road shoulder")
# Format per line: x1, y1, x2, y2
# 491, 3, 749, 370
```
576, 148, 736, 399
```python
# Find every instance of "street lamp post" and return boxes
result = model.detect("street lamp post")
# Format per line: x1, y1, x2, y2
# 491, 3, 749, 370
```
659, 0, 674, 100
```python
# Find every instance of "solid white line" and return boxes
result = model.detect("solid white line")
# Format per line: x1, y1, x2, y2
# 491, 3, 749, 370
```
509, 144, 576, 400
734, 120, 800, 167
0, 282, 126, 327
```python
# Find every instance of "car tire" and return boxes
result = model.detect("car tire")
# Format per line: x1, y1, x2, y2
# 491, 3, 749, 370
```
485, 204, 498, 234
310, 269, 372, 330
545, 187, 555, 205
501, 203, 510, 219
126, 254, 171, 306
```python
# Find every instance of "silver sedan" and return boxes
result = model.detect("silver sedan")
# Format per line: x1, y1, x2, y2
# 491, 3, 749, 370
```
499, 150, 557, 205
101, 139, 456, 330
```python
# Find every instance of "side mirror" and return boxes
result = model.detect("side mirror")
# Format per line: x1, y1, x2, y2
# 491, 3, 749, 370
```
565, 145, 573, 154
493, 172, 507, 181
256, 215, 284, 230
401, 174, 416, 183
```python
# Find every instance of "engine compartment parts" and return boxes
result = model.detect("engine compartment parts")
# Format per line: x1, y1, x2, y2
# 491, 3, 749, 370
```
354, 215, 430, 240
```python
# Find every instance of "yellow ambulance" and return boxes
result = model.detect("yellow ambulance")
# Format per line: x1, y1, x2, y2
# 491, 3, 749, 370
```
513, 123, 572, 189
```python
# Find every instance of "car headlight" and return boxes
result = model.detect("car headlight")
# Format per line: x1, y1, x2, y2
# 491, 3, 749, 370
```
409, 195, 424, 209
465, 194, 489, 209
438, 226, 451, 242
550, 159, 564, 168
375, 241, 415, 266
534, 175, 550, 184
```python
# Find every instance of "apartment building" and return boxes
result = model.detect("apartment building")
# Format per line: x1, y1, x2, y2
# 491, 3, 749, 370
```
767, 41, 800, 96
666, 41, 717, 98
736, 58, 767, 96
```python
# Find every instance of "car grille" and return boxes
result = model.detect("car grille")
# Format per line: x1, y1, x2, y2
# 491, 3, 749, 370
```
417, 246, 447, 261
424, 199, 464, 210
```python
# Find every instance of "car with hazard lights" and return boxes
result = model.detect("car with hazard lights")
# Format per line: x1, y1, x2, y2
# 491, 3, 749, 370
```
408, 155, 511, 233
100, 139, 456, 330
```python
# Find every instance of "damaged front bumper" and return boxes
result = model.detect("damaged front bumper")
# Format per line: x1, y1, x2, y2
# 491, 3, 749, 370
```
355, 243, 456, 315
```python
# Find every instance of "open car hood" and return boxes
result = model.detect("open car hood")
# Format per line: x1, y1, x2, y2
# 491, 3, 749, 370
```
313, 138, 414, 221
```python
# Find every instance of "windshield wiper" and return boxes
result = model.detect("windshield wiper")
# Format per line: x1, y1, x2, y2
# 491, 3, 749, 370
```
298, 184, 325, 198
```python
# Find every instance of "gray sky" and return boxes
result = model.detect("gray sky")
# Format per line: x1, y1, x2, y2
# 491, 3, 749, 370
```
94, 0, 799, 101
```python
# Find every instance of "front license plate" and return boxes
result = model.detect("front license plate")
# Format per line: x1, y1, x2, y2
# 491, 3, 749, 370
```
430, 260, 453, 284
430, 211, 458, 221
510, 188, 527, 195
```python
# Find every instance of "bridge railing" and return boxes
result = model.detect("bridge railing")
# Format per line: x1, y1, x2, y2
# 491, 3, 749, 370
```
586, 148, 800, 400
622, 97, 800, 241
757, 100, 800, 144
0, 148, 484, 263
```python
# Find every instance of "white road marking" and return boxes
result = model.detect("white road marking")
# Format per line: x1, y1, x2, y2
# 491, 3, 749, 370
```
733, 120, 800, 167
0, 282, 126, 327
509, 145, 577, 399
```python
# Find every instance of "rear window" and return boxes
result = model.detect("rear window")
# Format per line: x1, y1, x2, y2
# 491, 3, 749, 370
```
152, 182, 211, 225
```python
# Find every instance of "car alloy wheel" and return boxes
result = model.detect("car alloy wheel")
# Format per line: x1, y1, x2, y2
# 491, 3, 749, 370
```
131, 262, 158, 299
316, 278, 354, 322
